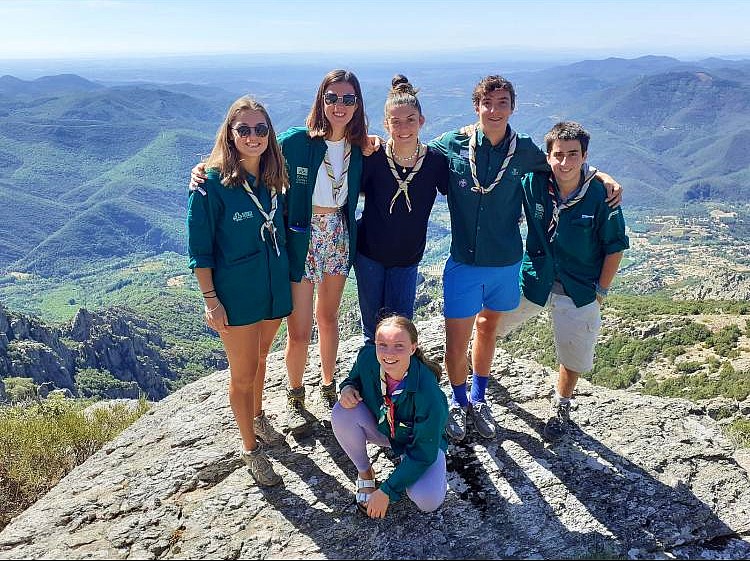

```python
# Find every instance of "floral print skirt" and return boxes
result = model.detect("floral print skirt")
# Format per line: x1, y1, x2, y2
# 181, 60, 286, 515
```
304, 211, 350, 284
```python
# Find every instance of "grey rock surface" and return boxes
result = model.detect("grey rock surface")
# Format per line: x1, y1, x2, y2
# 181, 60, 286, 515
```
0, 318, 748, 560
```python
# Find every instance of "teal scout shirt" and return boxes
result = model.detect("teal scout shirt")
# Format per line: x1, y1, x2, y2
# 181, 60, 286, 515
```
186, 170, 292, 326
339, 345, 449, 503
520, 171, 629, 308
430, 126, 548, 267
277, 127, 363, 282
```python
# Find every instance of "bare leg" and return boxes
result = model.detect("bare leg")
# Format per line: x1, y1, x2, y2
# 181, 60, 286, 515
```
557, 364, 579, 399
220, 323, 262, 451
471, 308, 503, 376
444, 316, 476, 386
285, 280, 314, 389
254, 318, 282, 417
315, 273, 347, 385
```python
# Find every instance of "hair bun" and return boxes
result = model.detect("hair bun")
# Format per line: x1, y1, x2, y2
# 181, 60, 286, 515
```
391, 74, 416, 95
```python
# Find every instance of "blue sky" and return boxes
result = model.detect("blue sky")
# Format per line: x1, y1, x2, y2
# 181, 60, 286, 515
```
1, 0, 749, 60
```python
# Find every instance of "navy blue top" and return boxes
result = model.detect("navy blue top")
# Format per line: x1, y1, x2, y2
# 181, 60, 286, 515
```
357, 146, 448, 268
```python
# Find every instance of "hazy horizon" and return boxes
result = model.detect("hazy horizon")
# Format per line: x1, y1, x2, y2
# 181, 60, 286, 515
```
2, 0, 749, 65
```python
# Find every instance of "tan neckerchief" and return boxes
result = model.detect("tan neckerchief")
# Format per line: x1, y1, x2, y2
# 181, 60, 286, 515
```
241, 179, 280, 256
323, 141, 351, 201
384, 139, 427, 214
467, 124, 518, 195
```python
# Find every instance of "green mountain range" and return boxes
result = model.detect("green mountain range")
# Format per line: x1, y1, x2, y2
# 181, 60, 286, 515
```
1, 56, 748, 277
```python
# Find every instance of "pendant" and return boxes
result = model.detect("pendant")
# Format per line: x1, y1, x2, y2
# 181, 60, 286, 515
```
402, 167, 407, 173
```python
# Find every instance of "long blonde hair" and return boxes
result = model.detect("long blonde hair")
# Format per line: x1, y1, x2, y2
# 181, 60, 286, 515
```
206, 96, 288, 192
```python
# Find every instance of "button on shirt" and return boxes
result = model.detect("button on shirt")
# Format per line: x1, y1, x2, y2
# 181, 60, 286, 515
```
430, 126, 548, 267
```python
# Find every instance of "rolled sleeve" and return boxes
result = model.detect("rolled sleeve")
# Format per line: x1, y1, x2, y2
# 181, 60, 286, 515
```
600, 206, 630, 255
186, 189, 216, 270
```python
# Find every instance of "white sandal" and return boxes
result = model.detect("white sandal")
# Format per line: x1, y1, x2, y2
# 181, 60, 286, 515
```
356, 477, 376, 514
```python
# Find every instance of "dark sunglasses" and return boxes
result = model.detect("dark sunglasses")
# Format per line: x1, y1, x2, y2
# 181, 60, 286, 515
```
323, 92, 357, 106
232, 123, 270, 138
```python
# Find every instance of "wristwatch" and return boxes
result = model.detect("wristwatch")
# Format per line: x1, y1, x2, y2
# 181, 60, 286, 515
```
595, 283, 609, 300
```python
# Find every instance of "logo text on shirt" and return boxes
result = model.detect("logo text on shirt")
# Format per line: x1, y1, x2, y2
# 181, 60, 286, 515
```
233, 211, 254, 222
296, 166, 308, 184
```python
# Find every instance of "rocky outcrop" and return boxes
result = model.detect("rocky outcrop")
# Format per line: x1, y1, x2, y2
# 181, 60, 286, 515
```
0, 304, 177, 400
675, 270, 750, 301
70, 308, 174, 399
0, 319, 747, 560
0, 305, 75, 390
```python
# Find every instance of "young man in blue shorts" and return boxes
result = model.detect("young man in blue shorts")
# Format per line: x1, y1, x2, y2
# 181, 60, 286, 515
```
502, 121, 629, 440
430, 77, 622, 442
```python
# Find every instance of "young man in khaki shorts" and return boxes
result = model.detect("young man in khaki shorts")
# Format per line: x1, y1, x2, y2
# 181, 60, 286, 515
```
501, 121, 629, 440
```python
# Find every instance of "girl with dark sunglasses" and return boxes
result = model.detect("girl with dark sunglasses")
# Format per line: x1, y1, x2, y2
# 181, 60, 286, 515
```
276, 69, 370, 430
186, 96, 290, 487
191, 70, 370, 434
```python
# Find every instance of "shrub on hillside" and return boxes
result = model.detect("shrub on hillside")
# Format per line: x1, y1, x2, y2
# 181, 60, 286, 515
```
725, 419, 750, 448
3, 377, 37, 403
0, 396, 149, 531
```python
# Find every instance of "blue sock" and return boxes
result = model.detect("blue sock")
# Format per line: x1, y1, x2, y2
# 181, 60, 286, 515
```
451, 383, 469, 407
470, 374, 489, 403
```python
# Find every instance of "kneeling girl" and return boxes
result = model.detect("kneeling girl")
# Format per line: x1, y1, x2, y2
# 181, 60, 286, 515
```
332, 315, 448, 518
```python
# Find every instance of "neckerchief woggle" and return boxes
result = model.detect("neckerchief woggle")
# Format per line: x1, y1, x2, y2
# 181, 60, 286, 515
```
384, 139, 427, 214
546, 168, 598, 243
468, 124, 518, 195
378, 366, 407, 438
242, 179, 280, 256
323, 141, 352, 201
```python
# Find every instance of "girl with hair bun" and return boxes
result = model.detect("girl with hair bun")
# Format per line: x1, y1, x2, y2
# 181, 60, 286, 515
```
355, 74, 449, 344
331, 315, 448, 518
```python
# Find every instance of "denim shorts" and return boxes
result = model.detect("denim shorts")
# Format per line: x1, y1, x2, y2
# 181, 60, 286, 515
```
442, 256, 522, 319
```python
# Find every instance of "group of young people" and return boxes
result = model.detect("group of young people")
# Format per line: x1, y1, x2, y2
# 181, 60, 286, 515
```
186, 69, 628, 517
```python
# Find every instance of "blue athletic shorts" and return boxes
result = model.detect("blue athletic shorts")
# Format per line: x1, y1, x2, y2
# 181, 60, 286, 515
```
442, 256, 522, 319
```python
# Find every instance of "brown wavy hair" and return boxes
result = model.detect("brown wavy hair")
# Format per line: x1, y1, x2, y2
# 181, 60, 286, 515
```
471, 75, 516, 110
205, 96, 288, 192
376, 315, 442, 381
306, 69, 369, 150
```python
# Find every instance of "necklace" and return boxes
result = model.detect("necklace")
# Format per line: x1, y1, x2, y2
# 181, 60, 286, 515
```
385, 139, 426, 214
392, 142, 420, 173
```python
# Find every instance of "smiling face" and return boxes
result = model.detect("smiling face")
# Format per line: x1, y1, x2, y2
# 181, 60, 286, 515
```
375, 323, 417, 379
322, 80, 358, 139
547, 138, 587, 189
475, 89, 513, 140
230, 109, 269, 171
384, 104, 424, 149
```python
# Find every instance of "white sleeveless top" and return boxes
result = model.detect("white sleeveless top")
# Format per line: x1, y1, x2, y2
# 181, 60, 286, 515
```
311, 138, 349, 208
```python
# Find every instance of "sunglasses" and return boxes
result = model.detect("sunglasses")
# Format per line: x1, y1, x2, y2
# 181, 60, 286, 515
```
323, 92, 357, 106
232, 123, 270, 138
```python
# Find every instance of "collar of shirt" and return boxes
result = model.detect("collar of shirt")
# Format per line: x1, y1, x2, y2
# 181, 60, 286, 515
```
555, 171, 586, 204
477, 124, 512, 152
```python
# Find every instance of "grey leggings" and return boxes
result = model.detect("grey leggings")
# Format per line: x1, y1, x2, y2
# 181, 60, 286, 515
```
331, 401, 447, 512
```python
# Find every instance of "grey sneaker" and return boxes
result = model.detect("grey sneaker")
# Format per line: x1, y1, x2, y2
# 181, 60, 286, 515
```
253, 412, 284, 445
544, 399, 571, 441
240, 444, 282, 487
469, 401, 497, 439
320, 381, 338, 409
286, 386, 309, 434
445, 403, 468, 442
